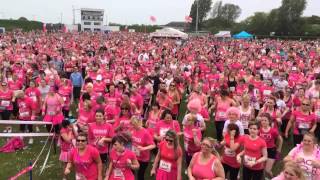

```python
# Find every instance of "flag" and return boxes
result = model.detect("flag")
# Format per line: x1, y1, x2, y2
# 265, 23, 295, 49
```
185, 16, 192, 23
63, 24, 68, 33
42, 23, 47, 32
150, 16, 157, 23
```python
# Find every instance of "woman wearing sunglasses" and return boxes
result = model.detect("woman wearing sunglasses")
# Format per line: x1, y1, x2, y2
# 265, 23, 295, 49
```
285, 99, 316, 145
105, 135, 139, 180
64, 132, 103, 180
187, 137, 225, 180
151, 130, 182, 180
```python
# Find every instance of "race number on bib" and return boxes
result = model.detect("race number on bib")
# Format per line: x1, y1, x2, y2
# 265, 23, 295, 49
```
224, 148, 236, 157
218, 112, 226, 117
1, 100, 10, 107
160, 128, 169, 137
299, 122, 310, 129
114, 168, 124, 178
263, 90, 271, 95
20, 111, 30, 117
159, 160, 172, 172
244, 155, 256, 165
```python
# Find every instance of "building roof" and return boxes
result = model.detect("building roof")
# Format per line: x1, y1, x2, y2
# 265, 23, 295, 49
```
164, 21, 187, 28
80, 8, 104, 12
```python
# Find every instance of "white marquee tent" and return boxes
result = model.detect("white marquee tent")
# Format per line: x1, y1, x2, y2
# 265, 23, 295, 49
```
150, 27, 188, 39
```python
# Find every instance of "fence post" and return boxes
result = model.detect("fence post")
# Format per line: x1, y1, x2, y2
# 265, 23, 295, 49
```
29, 161, 32, 180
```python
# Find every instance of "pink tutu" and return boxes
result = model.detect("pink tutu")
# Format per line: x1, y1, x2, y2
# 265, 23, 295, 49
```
43, 113, 64, 125
59, 151, 70, 162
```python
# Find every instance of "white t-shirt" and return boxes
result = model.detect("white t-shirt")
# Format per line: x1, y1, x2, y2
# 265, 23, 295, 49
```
223, 120, 245, 135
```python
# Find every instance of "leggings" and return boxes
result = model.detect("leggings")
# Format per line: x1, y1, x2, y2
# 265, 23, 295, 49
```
215, 121, 225, 141
0, 110, 11, 120
137, 161, 149, 180
185, 152, 193, 168
62, 109, 69, 118
242, 166, 264, 180
223, 163, 239, 180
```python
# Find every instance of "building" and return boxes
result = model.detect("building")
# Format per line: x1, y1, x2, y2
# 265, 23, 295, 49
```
80, 8, 104, 32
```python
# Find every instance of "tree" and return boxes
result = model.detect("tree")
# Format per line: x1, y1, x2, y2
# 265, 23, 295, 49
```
246, 12, 269, 35
18, 17, 28, 21
277, 0, 306, 35
189, 0, 212, 31
219, 4, 241, 26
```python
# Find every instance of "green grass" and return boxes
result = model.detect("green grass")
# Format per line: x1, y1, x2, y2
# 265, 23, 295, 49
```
0, 93, 294, 179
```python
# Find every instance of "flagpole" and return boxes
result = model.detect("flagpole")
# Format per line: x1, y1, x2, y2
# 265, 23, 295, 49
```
196, 0, 199, 34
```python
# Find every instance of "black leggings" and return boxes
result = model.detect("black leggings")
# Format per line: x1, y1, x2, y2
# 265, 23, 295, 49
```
20, 124, 33, 133
137, 161, 149, 180
0, 110, 11, 120
185, 152, 193, 168
242, 166, 264, 180
223, 163, 239, 180
215, 121, 225, 141
46, 124, 61, 134
62, 109, 69, 118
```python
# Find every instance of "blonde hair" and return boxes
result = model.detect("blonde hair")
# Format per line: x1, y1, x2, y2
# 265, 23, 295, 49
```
130, 115, 142, 127
283, 161, 305, 180
203, 137, 220, 159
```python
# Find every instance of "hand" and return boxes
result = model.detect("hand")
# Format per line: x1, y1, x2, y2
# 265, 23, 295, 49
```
137, 146, 145, 151
309, 129, 315, 134
236, 155, 241, 164
42, 111, 45, 116
192, 128, 198, 135
284, 132, 289, 139
188, 175, 195, 180
126, 159, 132, 168
150, 168, 156, 176
64, 168, 71, 175
97, 138, 105, 146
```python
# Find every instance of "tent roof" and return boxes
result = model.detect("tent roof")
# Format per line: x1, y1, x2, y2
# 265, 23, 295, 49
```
150, 27, 188, 39
233, 31, 253, 39
214, 31, 231, 38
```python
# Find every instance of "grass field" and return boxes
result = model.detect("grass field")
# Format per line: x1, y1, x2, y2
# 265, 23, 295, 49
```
0, 94, 294, 180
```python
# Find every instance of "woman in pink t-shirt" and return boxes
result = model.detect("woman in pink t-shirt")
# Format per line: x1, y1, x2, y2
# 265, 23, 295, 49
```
221, 124, 242, 180
130, 116, 156, 180
146, 103, 162, 136
42, 87, 64, 133
77, 99, 95, 133
105, 135, 140, 180
60, 120, 76, 180
151, 130, 183, 180
284, 133, 320, 180
187, 137, 225, 180
259, 113, 283, 178
154, 110, 181, 142
183, 114, 202, 168
0, 81, 14, 123
88, 109, 114, 165
113, 103, 133, 133
285, 99, 316, 145
64, 132, 103, 180
58, 78, 73, 118
237, 121, 268, 180
25, 80, 41, 115
272, 161, 306, 180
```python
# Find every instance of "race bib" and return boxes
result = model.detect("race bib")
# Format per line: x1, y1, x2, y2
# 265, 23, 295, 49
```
75, 173, 87, 180
31, 96, 37, 102
160, 128, 169, 137
20, 111, 30, 117
218, 112, 226, 118
244, 155, 256, 165
230, 87, 235, 92
48, 111, 56, 116
159, 160, 172, 172
132, 146, 140, 156
114, 168, 124, 178
106, 79, 110, 83
263, 90, 271, 95
224, 148, 236, 157
299, 122, 310, 129
1, 100, 10, 107
62, 97, 67, 101
241, 120, 249, 129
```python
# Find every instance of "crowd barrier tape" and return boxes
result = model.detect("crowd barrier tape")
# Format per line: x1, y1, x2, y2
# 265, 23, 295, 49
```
8, 166, 33, 180
0, 133, 55, 137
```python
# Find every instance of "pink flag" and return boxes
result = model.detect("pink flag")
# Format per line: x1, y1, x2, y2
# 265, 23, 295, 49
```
63, 24, 68, 33
150, 16, 157, 22
185, 16, 192, 23
42, 23, 47, 32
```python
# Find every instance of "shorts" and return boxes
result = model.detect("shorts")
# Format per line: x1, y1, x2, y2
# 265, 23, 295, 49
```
267, 147, 277, 159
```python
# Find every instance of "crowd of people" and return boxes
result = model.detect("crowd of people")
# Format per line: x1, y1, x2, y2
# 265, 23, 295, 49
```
1, 30, 320, 180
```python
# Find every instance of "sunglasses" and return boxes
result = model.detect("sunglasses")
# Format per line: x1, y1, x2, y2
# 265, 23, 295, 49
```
165, 138, 174, 143
121, 108, 129, 110
302, 103, 310, 106
201, 143, 212, 148
76, 139, 87, 142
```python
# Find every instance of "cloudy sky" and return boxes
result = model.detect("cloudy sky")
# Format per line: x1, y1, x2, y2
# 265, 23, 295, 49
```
0, 0, 319, 25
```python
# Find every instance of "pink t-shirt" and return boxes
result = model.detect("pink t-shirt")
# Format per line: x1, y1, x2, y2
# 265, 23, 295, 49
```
109, 149, 137, 180
130, 127, 154, 162
44, 94, 62, 116
259, 127, 279, 148
25, 87, 41, 105
191, 152, 217, 180
155, 120, 181, 138
69, 145, 100, 180
0, 89, 13, 111
292, 110, 315, 135
222, 134, 242, 168
60, 127, 75, 152
88, 122, 114, 154
78, 108, 95, 125
17, 97, 35, 120
215, 98, 232, 121
242, 135, 267, 170
58, 85, 72, 110
183, 126, 201, 154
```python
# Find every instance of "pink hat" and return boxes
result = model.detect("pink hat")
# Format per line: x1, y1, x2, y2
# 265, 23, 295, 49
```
226, 107, 240, 118
187, 99, 202, 113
